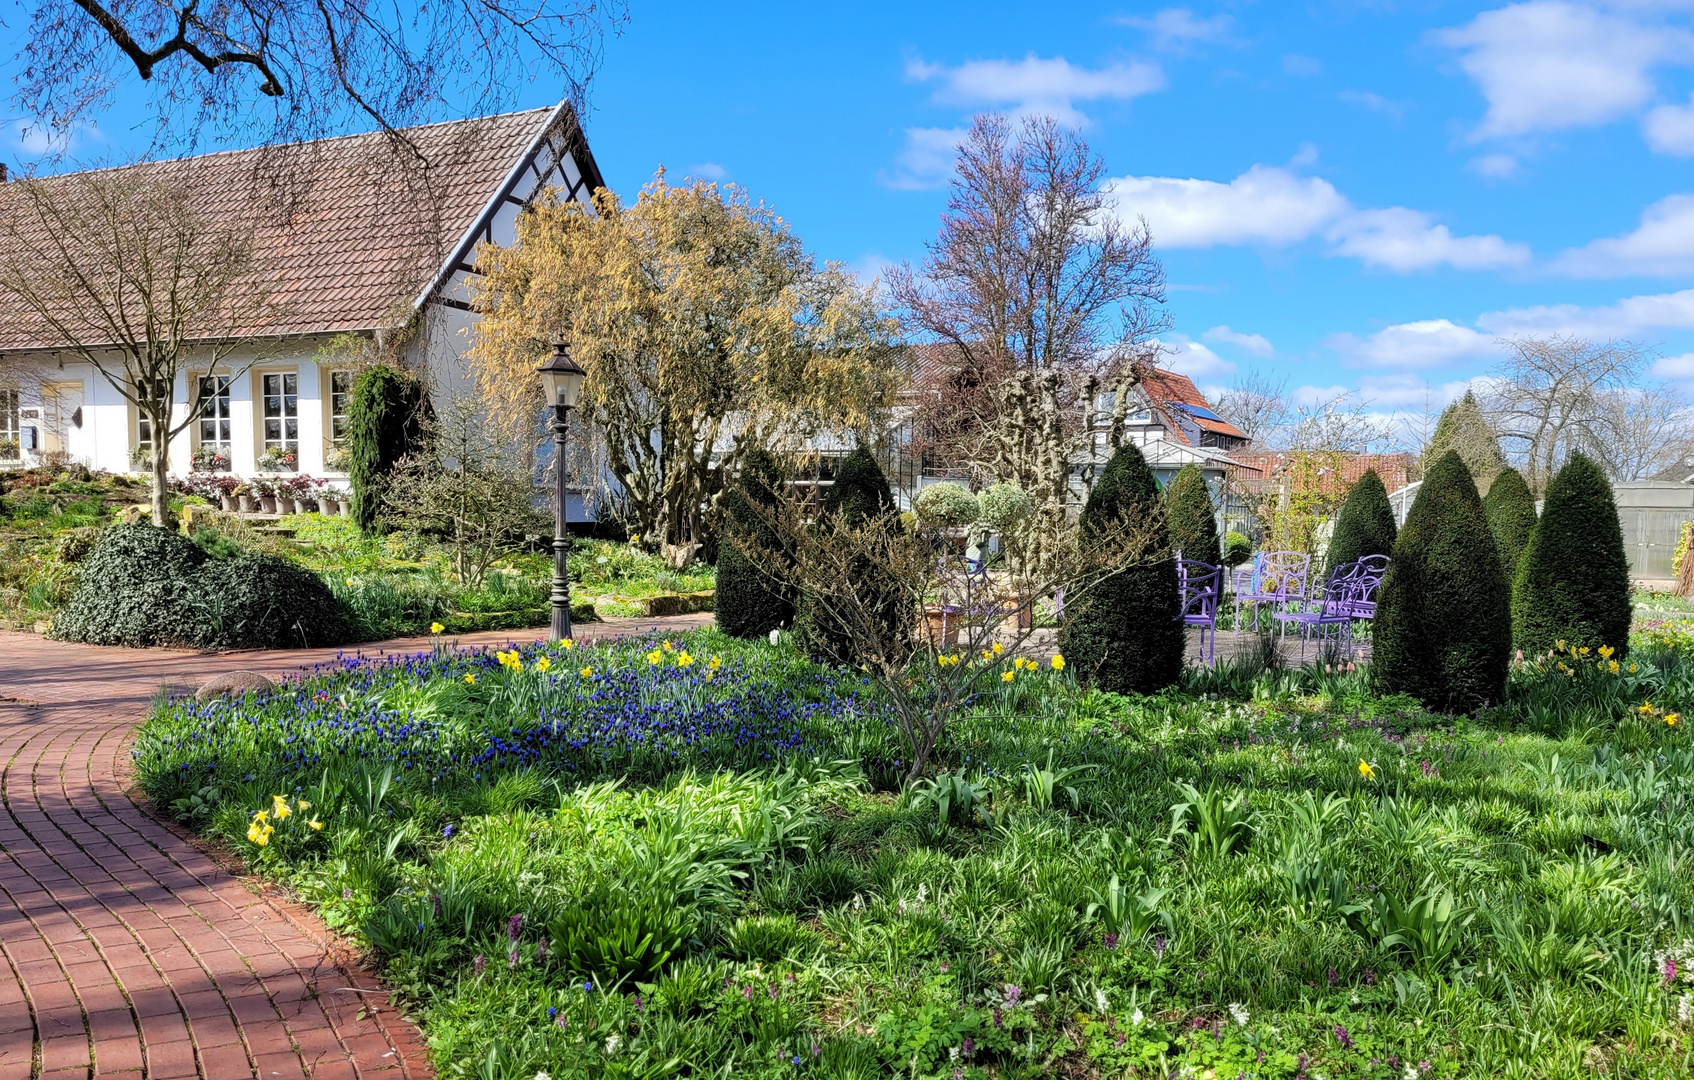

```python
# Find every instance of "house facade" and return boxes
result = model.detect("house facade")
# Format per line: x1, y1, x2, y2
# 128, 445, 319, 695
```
0, 103, 605, 494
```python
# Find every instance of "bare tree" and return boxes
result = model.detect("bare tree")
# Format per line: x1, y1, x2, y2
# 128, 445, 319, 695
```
12, 0, 626, 155
1589, 384, 1694, 482
890, 114, 1169, 569
734, 492, 1166, 781
1212, 369, 1290, 448
1481, 336, 1648, 494
0, 169, 282, 524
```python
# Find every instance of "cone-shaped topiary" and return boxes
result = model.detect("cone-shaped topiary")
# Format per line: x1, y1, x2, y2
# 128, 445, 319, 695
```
1512, 452, 1631, 657
716, 449, 797, 638
1325, 469, 1397, 576
1482, 467, 1537, 584
348, 365, 433, 533
794, 447, 909, 665
1058, 443, 1183, 696
1166, 465, 1221, 567
1424, 390, 1506, 494
1372, 451, 1510, 712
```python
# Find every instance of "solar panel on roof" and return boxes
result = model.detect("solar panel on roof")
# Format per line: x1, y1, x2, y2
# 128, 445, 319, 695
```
1170, 402, 1224, 422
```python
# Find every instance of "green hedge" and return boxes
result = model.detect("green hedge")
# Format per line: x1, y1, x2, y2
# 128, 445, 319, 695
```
1325, 469, 1396, 576
716, 449, 797, 638
1512, 453, 1631, 658
1166, 465, 1220, 567
347, 365, 432, 534
1482, 467, 1537, 584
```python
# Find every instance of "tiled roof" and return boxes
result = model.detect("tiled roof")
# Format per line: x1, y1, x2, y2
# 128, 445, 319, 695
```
1232, 452, 1414, 491
0, 107, 576, 352
1139, 367, 1249, 443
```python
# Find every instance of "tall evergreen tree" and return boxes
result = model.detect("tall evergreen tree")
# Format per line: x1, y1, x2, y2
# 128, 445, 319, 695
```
1512, 452, 1632, 657
1325, 469, 1397, 576
794, 448, 908, 665
347, 365, 432, 533
716, 449, 797, 638
1482, 467, 1537, 584
1166, 465, 1221, 566
1373, 451, 1511, 712
1058, 443, 1183, 696
1423, 390, 1506, 494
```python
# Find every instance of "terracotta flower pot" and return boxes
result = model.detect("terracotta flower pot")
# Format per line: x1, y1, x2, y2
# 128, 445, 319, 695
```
924, 606, 961, 646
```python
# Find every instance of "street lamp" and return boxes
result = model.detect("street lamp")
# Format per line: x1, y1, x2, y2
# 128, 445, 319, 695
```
537, 343, 587, 641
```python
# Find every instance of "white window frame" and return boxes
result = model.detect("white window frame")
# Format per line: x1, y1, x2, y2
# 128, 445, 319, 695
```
258, 370, 300, 469
0, 389, 19, 460
194, 373, 234, 469
327, 369, 354, 446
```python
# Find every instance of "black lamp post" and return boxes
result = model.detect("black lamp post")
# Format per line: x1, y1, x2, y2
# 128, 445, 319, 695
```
537, 343, 587, 641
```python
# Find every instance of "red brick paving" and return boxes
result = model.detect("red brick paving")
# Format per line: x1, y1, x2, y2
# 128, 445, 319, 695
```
0, 614, 712, 1080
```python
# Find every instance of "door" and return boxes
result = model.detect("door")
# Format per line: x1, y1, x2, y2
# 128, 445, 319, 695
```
42, 382, 87, 462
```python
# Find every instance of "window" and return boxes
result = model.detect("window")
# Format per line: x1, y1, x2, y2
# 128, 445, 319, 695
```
196, 375, 233, 469
328, 371, 354, 444
260, 372, 299, 469
0, 389, 18, 459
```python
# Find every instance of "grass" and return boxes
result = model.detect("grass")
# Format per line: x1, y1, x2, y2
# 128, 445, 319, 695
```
133, 624, 1694, 1080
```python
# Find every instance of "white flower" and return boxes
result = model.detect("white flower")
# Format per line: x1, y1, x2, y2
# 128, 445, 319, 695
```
1094, 987, 1110, 1014
1681, 993, 1693, 1024
1405, 1068, 1419, 1080
949, 1047, 960, 1062
1228, 1002, 1249, 1026
595, 555, 608, 564
1131, 1007, 1144, 1026
536, 1073, 552, 1080
769, 629, 781, 646
605, 1035, 621, 1054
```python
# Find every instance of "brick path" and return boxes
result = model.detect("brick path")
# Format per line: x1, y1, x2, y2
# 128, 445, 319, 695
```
0, 615, 712, 1080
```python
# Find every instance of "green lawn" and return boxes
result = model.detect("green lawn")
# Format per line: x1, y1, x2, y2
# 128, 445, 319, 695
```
133, 625, 1694, 1079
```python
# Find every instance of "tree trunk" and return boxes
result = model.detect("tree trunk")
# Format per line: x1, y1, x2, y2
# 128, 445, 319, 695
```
150, 422, 170, 528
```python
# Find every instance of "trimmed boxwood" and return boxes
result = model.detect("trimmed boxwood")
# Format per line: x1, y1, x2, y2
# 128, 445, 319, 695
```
1512, 452, 1631, 658
1325, 468, 1397, 576
793, 447, 908, 666
50, 523, 352, 650
1166, 465, 1221, 567
1058, 442, 1183, 696
1482, 467, 1537, 584
716, 449, 797, 639
1372, 451, 1510, 713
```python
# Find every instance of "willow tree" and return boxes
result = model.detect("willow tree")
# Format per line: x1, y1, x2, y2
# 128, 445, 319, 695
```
470, 174, 901, 549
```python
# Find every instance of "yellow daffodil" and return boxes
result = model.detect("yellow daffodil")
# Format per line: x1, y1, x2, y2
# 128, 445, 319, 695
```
1578, 646, 1590, 656
678, 651, 694, 667
1001, 670, 1016, 683
1556, 639, 1567, 653
1641, 701, 1655, 714
991, 642, 1005, 656
580, 666, 593, 678
308, 820, 323, 831
708, 655, 722, 670
430, 622, 444, 635
1630, 663, 1638, 673
1051, 655, 1065, 671
465, 673, 476, 685
630, 534, 641, 544
562, 639, 575, 650
663, 640, 674, 651
536, 656, 552, 673
1598, 644, 1614, 660
647, 650, 662, 665
296, 799, 311, 812
980, 650, 994, 662
271, 796, 291, 820
1668, 713, 1683, 727
251, 809, 268, 823
1358, 759, 1376, 781
1608, 660, 1620, 675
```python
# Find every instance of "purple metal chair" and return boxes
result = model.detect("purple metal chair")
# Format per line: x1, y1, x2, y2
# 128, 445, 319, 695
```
1234, 551, 1311, 634
1272, 568, 1361, 659
1178, 559, 1223, 666
1334, 555, 1389, 620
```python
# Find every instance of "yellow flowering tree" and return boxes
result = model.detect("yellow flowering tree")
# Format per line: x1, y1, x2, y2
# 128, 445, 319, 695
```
468, 173, 902, 551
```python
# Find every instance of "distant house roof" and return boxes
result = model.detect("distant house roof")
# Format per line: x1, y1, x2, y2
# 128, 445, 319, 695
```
0, 104, 603, 352
1232, 451, 1413, 491
1138, 367, 1249, 445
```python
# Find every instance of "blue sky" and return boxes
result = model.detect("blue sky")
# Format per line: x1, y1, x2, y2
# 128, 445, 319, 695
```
13, 0, 1694, 422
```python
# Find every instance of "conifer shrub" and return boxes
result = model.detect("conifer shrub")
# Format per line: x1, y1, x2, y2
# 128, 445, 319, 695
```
1057, 443, 1183, 696
1482, 467, 1537, 584
1222, 531, 1252, 567
1424, 390, 1506, 493
348, 365, 433, 533
716, 449, 797, 639
1372, 451, 1510, 712
794, 448, 908, 665
1166, 465, 1221, 566
1512, 453, 1632, 657
1324, 469, 1396, 576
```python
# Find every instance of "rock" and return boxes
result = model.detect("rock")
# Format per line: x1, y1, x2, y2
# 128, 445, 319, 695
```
195, 670, 277, 701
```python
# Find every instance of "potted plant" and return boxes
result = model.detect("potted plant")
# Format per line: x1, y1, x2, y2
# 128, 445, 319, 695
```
129, 445, 154, 472
0, 438, 20, 462
213, 474, 240, 512
250, 477, 278, 514
281, 474, 320, 514
324, 445, 350, 473
235, 482, 256, 514
256, 446, 298, 473
192, 445, 231, 472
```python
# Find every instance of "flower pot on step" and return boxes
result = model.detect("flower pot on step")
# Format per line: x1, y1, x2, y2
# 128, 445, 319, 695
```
260, 496, 278, 514
219, 495, 237, 512
238, 495, 256, 513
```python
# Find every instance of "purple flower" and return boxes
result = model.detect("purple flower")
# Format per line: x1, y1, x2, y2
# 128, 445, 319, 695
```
1666, 956, 1679, 987
535, 940, 548, 963
472, 953, 486, 975
1103, 932, 1119, 951
1153, 935, 1167, 956
508, 948, 519, 969
1004, 984, 1021, 1005
743, 986, 754, 1001
1364, 969, 1376, 986
992, 1008, 1003, 1028
1327, 967, 1338, 986
443, 824, 453, 838
555, 1013, 568, 1030
962, 1037, 974, 1058
1334, 1024, 1354, 1049
508, 913, 524, 941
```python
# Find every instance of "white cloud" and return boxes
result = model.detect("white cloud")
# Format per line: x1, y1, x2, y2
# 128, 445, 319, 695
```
905, 54, 1165, 127
1325, 319, 1498, 368
849, 252, 896, 288
1644, 92, 1694, 154
1110, 165, 1348, 247
1654, 351, 1694, 378
1202, 325, 1274, 357
1339, 90, 1405, 123
1328, 207, 1532, 271
1108, 163, 1530, 271
1159, 335, 1236, 380
1353, 376, 1482, 410
1469, 153, 1521, 178
1553, 193, 1694, 276
1118, 8, 1234, 51
685, 162, 727, 181
881, 126, 967, 191
1291, 383, 1353, 407
1476, 286, 1694, 338
1282, 54, 1323, 77
1432, 1, 1691, 139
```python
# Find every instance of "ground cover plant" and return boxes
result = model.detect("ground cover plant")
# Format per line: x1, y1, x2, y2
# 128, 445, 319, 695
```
135, 622, 1694, 1079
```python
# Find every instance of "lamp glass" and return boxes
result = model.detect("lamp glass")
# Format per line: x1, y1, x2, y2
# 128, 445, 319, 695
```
537, 348, 587, 409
